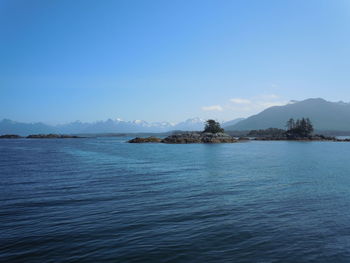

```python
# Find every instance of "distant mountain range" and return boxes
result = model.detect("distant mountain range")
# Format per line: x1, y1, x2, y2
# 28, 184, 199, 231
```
0, 117, 244, 136
226, 98, 350, 131
3, 98, 350, 135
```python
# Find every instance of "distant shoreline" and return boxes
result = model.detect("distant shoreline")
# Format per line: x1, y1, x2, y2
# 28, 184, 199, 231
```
0, 134, 84, 139
127, 133, 350, 144
1, 133, 350, 142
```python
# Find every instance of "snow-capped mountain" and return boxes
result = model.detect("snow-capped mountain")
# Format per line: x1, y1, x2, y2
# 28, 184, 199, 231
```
0, 117, 209, 135
173, 117, 205, 131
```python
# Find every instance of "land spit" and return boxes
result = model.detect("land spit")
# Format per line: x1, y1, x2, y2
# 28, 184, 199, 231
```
128, 133, 350, 144
128, 132, 247, 144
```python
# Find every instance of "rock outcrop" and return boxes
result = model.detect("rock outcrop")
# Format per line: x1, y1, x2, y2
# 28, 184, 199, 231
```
128, 132, 239, 144
161, 132, 238, 143
26, 134, 81, 139
254, 135, 350, 142
128, 136, 162, 143
0, 134, 22, 139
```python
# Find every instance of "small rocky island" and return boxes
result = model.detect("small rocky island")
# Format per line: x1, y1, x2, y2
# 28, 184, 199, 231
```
128, 118, 350, 144
128, 136, 162, 143
0, 134, 82, 139
161, 132, 238, 143
0, 134, 22, 139
247, 118, 350, 141
26, 134, 81, 139
129, 120, 241, 144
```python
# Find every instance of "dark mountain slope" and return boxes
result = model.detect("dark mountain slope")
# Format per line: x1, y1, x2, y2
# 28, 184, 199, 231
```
226, 98, 350, 131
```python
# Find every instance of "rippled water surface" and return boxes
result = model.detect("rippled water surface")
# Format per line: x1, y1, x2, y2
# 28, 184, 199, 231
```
1, 137, 350, 262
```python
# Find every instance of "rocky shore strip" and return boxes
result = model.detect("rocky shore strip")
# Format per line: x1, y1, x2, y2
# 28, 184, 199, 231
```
254, 135, 350, 142
128, 132, 242, 144
0, 134, 82, 139
128, 133, 350, 144
26, 134, 81, 139
128, 136, 162, 143
0, 134, 22, 139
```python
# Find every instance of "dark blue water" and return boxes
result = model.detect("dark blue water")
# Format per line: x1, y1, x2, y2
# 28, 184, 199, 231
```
1, 138, 350, 262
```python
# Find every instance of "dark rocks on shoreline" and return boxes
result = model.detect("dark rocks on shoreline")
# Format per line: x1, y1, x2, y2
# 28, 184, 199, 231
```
128, 133, 350, 144
0, 134, 83, 139
0, 134, 22, 139
27, 134, 81, 139
162, 132, 238, 143
128, 132, 239, 144
254, 135, 350, 142
128, 136, 162, 143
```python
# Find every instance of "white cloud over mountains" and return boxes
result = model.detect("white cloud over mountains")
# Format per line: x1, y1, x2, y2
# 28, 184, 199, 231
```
201, 94, 288, 116
201, 105, 224, 111
229, 98, 251, 104
229, 94, 288, 112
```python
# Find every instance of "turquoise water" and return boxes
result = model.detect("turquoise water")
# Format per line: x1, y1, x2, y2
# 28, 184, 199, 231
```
1, 138, 350, 262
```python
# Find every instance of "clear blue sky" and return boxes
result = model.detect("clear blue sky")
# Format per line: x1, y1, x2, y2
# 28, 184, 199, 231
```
1, 0, 350, 124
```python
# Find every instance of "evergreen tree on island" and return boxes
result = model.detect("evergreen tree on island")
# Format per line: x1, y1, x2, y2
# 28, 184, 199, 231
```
286, 118, 314, 138
203, 119, 224, 133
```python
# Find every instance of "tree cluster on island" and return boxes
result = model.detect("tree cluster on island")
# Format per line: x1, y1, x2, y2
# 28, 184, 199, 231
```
285, 118, 314, 138
247, 118, 317, 139
203, 119, 225, 133
259, 117, 348, 140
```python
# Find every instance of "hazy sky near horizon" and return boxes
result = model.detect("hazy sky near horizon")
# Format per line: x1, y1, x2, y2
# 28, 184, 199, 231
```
1, 0, 350, 124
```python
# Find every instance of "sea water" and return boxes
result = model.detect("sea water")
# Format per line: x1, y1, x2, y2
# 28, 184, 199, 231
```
1, 137, 350, 262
